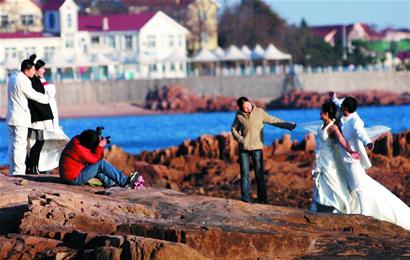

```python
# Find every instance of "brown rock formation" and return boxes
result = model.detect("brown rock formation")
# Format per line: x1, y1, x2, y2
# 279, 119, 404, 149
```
0, 175, 409, 258
145, 85, 265, 112
267, 89, 410, 109
102, 130, 410, 210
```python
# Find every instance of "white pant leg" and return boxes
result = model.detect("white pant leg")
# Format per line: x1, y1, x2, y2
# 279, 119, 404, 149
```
343, 161, 369, 215
8, 126, 28, 175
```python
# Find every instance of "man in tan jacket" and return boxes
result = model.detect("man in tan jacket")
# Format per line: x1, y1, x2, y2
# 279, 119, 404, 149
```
231, 97, 296, 203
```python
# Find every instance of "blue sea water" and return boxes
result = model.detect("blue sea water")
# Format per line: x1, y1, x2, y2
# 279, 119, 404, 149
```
0, 105, 409, 165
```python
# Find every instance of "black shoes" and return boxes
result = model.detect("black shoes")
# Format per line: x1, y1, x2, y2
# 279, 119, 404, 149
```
26, 166, 40, 175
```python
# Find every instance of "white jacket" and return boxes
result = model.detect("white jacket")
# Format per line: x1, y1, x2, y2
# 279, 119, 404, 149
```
6, 71, 49, 127
340, 112, 372, 169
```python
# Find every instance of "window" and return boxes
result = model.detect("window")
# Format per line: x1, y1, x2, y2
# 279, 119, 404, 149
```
5, 48, 17, 60
44, 47, 56, 60
48, 13, 55, 29
170, 63, 175, 72
91, 36, 100, 45
168, 35, 174, 47
125, 35, 133, 49
21, 15, 34, 26
24, 47, 36, 58
0, 15, 9, 28
65, 39, 74, 48
179, 63, 184, 71
178, 35, 183, 47
147, 35, 156, 48
149, 64, 157, 72
201, 32, 208, 45
108, 35, 116, 48
67, 14, 72, 28
162, 64, 166, 73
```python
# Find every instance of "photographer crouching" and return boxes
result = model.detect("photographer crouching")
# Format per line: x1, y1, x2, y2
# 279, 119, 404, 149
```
59, 128, 140, 189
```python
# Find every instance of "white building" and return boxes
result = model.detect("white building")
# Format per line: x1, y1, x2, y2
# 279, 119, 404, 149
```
0, 0, 189, 82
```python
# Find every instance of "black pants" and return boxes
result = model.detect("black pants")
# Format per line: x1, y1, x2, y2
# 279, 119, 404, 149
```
27, 140, 44, 169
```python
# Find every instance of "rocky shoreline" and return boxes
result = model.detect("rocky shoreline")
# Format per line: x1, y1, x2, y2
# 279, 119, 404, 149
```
145, 86, 410, 113
0, 131, 409, 258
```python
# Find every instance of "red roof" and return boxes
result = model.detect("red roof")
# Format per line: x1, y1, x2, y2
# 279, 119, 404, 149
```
79, 12, 155, 32
0, 32, 57, 39
310, 23, 382, 41
122, 0, 192, 7
41, 0, 65, 10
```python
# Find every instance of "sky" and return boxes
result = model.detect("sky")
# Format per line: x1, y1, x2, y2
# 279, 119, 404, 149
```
218, 0, 410, 29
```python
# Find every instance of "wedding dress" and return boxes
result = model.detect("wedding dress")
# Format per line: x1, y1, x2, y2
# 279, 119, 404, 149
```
311, 121, 351, 214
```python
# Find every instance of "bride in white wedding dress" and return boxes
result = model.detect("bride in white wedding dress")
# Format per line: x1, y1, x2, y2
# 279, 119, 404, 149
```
311, 101, 410, 231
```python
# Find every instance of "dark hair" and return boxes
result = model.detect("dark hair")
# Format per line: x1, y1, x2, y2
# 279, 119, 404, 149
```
20, 54, 36, 72
341, 96, 358, 113
78, 129, 100, 149
322, 101, 337, 119
35, 59, 46, 70
236, 96, 249, 111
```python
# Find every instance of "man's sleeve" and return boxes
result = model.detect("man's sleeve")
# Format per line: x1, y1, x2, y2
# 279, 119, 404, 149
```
332, 97, 344, 109
231, 116, 243, 143
354, 119, 372, 145
20, 78, 49, 104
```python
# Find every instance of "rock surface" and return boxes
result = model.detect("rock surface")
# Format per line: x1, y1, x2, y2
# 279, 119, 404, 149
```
144, 85, 265, 112
0, 174, 409, 259
106, 131, 410, 209
0, 131, 409, 258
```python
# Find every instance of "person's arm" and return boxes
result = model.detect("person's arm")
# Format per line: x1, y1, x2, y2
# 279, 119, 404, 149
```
354, 118, 373, 149
329, 125, 359, 159
19, 77, 49, 104
75, 143, 104, 164
231, 116, 244, 143
263, 110, 296, 130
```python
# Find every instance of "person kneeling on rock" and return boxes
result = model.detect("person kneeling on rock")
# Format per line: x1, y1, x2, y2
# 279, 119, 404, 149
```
59, 129, 139, 189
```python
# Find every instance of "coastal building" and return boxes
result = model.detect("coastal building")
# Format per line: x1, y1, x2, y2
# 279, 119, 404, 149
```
0, 0, 43, 32
0, 0, 189, 81
121, 0, 218, 52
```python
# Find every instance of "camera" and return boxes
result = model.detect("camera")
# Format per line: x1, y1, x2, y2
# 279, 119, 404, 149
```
96, 126, 111, 144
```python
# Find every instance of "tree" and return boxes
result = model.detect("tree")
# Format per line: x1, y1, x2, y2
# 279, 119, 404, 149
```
218, 0, 286, 48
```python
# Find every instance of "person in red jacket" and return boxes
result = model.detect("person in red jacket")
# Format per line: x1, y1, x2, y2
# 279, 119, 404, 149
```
59, 129, 138, 188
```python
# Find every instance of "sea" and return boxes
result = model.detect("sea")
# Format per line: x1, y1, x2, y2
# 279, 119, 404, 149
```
0, 105, 409, 165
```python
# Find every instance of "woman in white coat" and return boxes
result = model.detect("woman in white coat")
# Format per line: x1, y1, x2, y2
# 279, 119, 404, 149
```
27, 56, 69, 173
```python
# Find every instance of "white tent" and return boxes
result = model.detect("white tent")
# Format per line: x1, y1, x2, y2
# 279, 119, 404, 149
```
191, 48, 219, 63
264, 43, 292, 60
213, 47, 225, 59
222, 45, 249, 61
241, 45, 252, 59
251, 44, 265, 60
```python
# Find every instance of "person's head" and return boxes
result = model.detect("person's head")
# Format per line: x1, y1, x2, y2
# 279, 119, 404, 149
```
341, 96, 358, 115
20, 54, 36, 78
35, 59, 46, 78
236, 96, 253, 113
78, 129, 100, 149
321, 101, 337, 121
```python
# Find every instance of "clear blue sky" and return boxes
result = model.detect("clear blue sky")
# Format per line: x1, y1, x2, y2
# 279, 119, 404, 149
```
218, 0, 410, 29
